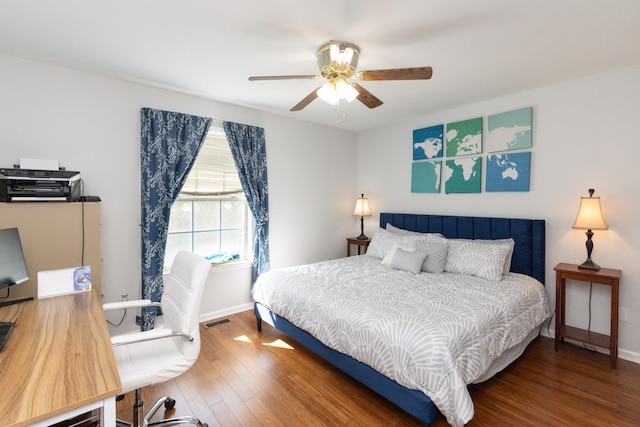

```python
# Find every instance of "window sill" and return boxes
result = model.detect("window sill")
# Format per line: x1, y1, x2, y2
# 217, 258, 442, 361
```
164, 258, 251, 274
209, 258, 252, 271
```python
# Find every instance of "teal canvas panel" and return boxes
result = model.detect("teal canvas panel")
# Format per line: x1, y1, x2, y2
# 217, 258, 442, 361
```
411, 161, 441, 193
487, 107, 532, 152
444, 157, 482, 193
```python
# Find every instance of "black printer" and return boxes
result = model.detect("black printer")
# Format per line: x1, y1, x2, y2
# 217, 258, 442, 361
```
0, 168, 81, 202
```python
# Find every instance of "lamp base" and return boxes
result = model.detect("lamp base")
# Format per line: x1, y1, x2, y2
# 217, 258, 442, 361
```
578, 230, 600, 271
356, 215, 368, 240
578, 259, 600, 271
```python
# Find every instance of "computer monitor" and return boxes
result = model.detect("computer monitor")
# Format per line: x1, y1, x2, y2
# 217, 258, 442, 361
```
0, 227, 29, 290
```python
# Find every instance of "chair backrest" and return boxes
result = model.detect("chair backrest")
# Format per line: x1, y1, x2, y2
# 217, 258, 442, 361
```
160, 250, 211, 361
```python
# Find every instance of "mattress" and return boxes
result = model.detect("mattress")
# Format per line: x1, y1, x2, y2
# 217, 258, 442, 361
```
252, 255, 551, 426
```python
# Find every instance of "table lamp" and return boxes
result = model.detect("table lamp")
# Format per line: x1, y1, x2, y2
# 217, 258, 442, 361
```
572, 188, 607, 271
353, 193, 371, 240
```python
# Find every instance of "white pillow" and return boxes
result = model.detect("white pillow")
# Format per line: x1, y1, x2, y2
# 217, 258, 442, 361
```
388, 248, 428, 275
385, 223, 447, 242
382, 242, 416, 265
449, 238, 515, 275
445, 239, 511, 281
412, 240, 449, 273
367, 228, 421, 259
478, 238, 515, 275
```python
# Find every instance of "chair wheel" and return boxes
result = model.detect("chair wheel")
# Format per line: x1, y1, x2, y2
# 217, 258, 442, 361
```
164, 398, 176, 409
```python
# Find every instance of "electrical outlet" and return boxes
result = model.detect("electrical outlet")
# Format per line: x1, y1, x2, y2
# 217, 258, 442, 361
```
121, 293, 128, 302
619, 307, 629, 322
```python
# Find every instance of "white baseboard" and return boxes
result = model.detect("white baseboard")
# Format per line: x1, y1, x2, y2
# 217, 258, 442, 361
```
199, 302, 254, 324
618, 348, 640, 364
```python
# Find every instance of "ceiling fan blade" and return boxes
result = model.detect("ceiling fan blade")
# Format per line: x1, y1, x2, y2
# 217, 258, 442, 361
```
356, 66, 433, 81
290, 88, 320, 111
249, 75, 321, 81
351, 83, 383, 109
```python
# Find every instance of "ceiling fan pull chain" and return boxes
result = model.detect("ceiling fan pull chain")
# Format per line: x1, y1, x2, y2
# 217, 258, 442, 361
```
335, 99, 351, 125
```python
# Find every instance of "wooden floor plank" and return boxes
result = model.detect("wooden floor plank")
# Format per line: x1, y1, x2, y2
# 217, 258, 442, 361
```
213, 376, 260, 426
116, 309, 640, 426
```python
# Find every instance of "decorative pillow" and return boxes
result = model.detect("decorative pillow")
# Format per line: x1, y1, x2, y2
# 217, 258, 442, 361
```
367, 228, 421, 259
412, 240, 449, 273
388, 248, 428, 275
449, 238, 515, 275
478, 238, 515, 275
381, 242, 416, 265
445, 240, 511, 281
385, 223, 447, 242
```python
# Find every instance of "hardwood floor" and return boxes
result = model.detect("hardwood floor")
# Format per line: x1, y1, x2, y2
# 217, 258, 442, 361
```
116, 310, 640, 426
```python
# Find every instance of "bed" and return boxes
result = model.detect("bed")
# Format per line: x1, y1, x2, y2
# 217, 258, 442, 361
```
253, 213, 550, 426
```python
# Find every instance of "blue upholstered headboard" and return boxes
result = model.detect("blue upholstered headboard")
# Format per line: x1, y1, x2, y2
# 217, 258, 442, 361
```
379, 213, 546, 284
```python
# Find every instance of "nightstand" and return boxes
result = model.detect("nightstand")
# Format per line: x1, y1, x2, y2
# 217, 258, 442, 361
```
554, 262, 622, 368
346, 237, 371, 256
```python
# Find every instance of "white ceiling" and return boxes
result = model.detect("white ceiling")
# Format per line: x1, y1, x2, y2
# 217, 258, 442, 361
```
1, 0, 639, 132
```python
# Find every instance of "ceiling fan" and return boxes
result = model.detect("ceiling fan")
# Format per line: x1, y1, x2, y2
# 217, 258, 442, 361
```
249, 40, 433, 112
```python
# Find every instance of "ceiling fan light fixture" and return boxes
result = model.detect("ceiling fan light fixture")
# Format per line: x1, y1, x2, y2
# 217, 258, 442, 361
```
335, 79, 358, 102
317, 79, 358, 105
317, 41, 359, 79
330, 43, 354, 67
317, 81, 340, 105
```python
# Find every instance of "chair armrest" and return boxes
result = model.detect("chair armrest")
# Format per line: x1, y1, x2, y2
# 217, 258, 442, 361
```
111, 328, 194, 346
103, 299, 159, 311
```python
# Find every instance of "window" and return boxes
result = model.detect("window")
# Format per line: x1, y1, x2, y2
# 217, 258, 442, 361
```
165, 126, 251, 268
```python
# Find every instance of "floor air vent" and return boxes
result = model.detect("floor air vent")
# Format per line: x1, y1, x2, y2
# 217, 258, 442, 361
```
203, 318, 230, 329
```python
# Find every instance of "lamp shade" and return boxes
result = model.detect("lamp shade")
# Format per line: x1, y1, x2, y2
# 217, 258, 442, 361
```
573, 195, 607, 230
353, 195, 371, 217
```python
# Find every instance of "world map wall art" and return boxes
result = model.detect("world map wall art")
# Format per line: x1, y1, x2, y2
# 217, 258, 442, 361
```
411, 107, 532, 194
412, 124, 443, 193
486, 107, 532, 192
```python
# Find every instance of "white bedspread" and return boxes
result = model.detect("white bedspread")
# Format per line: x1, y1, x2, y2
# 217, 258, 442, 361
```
252, 255, 550, 426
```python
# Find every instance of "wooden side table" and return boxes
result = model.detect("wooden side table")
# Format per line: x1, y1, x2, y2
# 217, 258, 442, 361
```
554, 262, 622, 368
346, 237, 371, 256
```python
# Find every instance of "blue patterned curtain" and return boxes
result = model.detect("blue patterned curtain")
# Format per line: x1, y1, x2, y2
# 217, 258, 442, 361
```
140, 107, 212, 330
222, 121, 270, 282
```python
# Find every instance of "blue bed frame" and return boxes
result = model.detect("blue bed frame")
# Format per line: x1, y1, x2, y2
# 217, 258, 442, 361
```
255, 212, 545, 425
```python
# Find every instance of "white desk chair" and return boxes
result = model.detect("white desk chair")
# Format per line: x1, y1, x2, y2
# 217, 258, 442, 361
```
104, 251, 211, 427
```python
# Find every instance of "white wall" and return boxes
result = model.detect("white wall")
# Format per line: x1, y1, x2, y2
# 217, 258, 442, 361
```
356, 65, 640, 361
0, 53, 357, 326
3, 52, 639, 362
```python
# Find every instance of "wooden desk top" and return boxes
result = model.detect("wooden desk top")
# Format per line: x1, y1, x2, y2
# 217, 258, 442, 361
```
0, 290, 121, 427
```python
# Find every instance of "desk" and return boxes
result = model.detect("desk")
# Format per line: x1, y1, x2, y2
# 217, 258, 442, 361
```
0, 290, 121, 426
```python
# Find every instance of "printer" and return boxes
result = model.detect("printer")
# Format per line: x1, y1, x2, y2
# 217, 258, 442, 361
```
0, 168, 81, 202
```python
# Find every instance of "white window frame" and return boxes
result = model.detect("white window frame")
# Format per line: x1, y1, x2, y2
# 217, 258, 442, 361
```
165, 126, 253, 268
